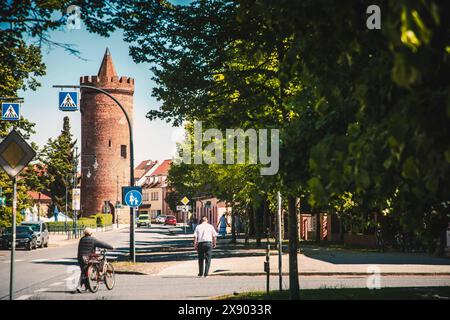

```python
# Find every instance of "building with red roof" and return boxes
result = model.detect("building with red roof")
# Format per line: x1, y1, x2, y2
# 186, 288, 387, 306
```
139, 159, 174, 219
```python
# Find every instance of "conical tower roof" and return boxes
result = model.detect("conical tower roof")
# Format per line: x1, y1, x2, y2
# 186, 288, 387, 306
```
97, 47, 117, 79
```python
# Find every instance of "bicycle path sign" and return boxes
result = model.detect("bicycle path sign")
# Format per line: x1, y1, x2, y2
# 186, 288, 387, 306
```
122, 186, 143, 207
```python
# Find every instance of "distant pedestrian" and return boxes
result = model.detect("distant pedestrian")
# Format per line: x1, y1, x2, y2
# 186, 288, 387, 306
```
194, 216, 218, 277
216, 214, 230, 237
191, 217, 198, 232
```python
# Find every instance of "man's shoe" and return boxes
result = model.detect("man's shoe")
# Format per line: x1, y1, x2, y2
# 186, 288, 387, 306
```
75, 286, 83, 293
198, 273, 203, 277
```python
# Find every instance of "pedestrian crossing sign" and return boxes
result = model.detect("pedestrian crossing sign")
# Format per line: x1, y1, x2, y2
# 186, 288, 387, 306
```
58, 91, 78, 111
1, 103, 20, 121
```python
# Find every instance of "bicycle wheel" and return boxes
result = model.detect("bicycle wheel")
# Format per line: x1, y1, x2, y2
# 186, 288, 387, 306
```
104, 263, 115, 290
86, 265, 99, 293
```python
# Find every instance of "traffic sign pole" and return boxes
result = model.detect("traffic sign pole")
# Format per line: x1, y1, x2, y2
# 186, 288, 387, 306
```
0, 129, 35, 301
9, 177, 17, 300
130, 207, 136, 263
277, 191, 282, 292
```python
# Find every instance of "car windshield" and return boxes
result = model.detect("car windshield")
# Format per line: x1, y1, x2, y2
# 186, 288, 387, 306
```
139, 216, 148, 220
22, 224, 40, 232
167, 216, 175, 219
5, 226, 32, 234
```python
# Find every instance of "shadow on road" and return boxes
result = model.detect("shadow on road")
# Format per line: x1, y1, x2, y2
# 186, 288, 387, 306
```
301, 246, 450, 265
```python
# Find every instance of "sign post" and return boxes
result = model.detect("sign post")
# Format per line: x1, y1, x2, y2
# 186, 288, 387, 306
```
122, 186, 142, 263
179, 197, 190, 234
277, 191, 282, 292
0, 130, 36, 300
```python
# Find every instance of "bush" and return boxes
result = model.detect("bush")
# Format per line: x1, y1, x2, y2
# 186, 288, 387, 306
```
91, 213, 113, 227
46, 214, 112, 232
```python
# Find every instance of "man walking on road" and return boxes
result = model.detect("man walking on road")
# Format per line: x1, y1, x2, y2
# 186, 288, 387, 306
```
194, 216, 218, 277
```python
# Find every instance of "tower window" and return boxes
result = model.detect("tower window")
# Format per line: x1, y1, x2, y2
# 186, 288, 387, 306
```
121, 145, 127, 158
108, 140, 112, 147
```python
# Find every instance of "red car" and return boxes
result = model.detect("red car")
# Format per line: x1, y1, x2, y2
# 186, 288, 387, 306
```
164, 215, 177, 226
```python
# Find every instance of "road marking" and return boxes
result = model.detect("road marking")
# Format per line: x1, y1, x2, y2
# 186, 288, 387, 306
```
49, 282, 63, 287
31, 258, 49, 263
53, 258, 77, 263
2, 259, 24, 264
16, 295, 33, 300
34, 288, 49, 293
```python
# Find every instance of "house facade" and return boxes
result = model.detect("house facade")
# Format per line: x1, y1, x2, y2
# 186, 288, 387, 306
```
139, 159, 174, 219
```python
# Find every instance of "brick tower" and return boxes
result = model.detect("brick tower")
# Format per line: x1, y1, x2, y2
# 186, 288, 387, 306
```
80, 48, 134, 223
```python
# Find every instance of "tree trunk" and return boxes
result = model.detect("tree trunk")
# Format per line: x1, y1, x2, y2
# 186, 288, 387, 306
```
316, 212, 321, 243
288, 195, 300, 299
231, 209, 236, 243
255, 200, 265, 248
263, 195, 270, 238
248, 205, 255, 237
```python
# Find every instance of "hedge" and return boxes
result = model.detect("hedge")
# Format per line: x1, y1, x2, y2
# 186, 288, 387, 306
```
47, 214, 112, 231
91, 213, 113, 227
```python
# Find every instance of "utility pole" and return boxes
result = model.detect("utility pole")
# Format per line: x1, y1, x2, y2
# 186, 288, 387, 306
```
277, 191, 282, 292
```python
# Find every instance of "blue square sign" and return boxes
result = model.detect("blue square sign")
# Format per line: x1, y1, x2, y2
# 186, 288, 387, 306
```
59, 91, 79, 111
122, 186, 143, 207
1, 103, 20, 121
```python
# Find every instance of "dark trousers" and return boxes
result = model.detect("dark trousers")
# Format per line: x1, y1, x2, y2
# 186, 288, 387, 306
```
197, 242, 212, 276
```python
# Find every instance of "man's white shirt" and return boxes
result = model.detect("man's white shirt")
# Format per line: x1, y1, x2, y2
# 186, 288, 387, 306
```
194, 222, 218, 243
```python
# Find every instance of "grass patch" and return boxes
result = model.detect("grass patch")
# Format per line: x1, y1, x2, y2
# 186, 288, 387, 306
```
218, 287, 450, 300
111, 260, 178, 275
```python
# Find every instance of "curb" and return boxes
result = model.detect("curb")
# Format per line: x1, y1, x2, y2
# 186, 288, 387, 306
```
205, 272, 450, 277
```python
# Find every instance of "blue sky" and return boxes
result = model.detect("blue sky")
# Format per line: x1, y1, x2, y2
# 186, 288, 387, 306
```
18, 2, 192, 165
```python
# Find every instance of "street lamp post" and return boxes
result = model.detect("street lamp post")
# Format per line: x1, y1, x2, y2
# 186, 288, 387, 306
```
53, 85, 135, 261
73, 146, 78, 237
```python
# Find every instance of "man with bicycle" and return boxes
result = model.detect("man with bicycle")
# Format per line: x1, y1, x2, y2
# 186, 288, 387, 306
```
76, 227, 114, 293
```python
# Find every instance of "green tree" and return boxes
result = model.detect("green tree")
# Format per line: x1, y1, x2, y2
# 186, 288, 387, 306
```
40, 116, 76, 215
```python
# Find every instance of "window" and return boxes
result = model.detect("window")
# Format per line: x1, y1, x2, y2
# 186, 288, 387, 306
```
151, 192, 159, 201
143, 192, 149, 201
108, 140, 112, 148
121, 145, 127, 158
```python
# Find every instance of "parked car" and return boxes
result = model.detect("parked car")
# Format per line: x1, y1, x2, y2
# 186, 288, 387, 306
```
0, 226, 37, 250
164, 215, 177, 226
21, 221, 49, 248
137, 214, 151, 227
155, 215, 167, 224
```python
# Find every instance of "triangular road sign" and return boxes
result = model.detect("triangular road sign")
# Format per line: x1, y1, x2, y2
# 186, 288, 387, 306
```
1, 103, 20, 121
61, 93, 76, 108
4, 105, 18, 118
58, 91, 78, 111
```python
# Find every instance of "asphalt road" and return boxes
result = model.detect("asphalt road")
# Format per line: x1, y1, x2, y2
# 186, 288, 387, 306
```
1, 225, 449, 300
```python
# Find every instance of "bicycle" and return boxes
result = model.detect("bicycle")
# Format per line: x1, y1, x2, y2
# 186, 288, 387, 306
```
83, 249, 115, 293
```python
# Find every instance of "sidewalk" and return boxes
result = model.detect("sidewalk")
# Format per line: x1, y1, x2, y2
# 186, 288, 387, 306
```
158, 241, 450, 277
